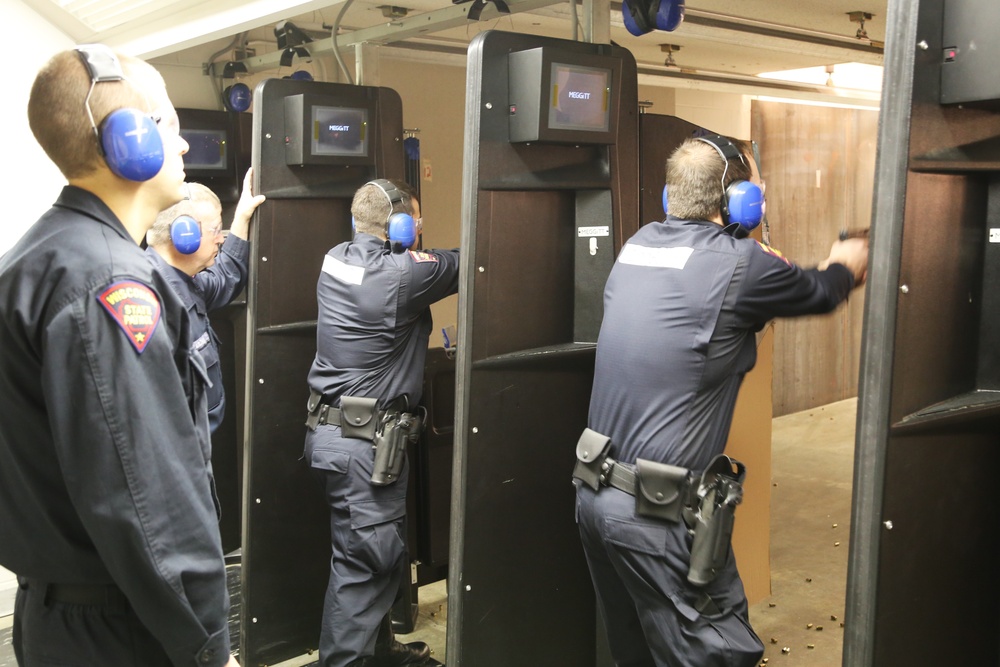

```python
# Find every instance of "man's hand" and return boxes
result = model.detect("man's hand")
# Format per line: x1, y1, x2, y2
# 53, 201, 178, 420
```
225, 655, 241, 667
229, 167, 266, 240
819, 237, 869, 287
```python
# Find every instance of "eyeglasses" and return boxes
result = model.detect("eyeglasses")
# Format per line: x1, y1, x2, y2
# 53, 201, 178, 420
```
206, 223, 224, 238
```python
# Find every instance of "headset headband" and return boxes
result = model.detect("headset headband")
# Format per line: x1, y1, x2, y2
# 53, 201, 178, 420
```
366, 179, 406, 220
695, 135, 745, 165
76, 44, 125, 83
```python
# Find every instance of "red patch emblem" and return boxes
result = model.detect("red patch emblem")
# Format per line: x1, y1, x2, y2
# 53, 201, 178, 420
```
755, 241, 792, 266
408, 250, 439, 263
97, 281, 161, 353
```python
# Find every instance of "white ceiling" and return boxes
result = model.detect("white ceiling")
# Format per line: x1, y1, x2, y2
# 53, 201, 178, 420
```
22, 0, 888, 95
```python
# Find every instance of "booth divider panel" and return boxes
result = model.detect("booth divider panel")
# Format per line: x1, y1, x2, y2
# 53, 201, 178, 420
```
243, 78, 405, 666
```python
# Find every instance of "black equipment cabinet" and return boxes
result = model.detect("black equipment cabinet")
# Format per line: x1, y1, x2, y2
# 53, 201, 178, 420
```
447, 31, 639, 666
240, 78, 405, 666
846, 0, 1000, 664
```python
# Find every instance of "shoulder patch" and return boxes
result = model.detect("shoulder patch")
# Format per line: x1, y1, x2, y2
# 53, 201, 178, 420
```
408, 250, 439, 264
97, 281, 162, 354
754, 240, 792, 267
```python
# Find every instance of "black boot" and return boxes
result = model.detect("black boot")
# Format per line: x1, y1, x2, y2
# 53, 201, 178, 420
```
346, 614, 430, 666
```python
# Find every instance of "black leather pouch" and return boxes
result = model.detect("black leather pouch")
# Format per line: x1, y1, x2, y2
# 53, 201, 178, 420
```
572, 428, 612, 491
635, 458, 690, 523
339, 396, 379, 441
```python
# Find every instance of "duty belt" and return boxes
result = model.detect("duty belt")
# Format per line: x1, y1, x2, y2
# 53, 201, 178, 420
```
306, 390, 387, 432
597, 457, 639, 496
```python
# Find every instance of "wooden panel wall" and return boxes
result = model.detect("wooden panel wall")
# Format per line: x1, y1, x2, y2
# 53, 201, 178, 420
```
752, 101, 878, 416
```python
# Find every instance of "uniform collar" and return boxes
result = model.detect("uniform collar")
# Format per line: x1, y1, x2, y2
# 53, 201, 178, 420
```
53, 186, 132, 243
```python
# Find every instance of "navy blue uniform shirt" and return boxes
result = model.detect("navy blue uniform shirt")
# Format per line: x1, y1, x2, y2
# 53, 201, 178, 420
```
147, 233, 249, 432
0, 186, 232, 666
307, 233, 460, 410
588, 217, 855, 472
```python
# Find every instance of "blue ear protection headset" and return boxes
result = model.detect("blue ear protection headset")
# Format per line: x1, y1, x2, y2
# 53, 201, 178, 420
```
223, 83, 252, 112
693, 134, 764, 233
75, 45, 164, 182
366, 179, 416, 250
168, 184, 202, 254
622, 0, 684, 36
170, 215, 202, 254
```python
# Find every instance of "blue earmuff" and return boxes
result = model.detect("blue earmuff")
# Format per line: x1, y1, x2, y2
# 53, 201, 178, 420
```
662, 184, 669, 216
622, 0, 684, 36
170, 215, 202, 254
725, 180, 764, 230
223, 83, 252, 113
76, 45, 165, 182
695, 134, 764, 232
366, 179, 416, 251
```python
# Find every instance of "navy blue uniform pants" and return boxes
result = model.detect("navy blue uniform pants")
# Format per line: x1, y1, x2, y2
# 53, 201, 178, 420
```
312, 439, 409, 667
12, 578, 173, 667
576, 483, 763, 667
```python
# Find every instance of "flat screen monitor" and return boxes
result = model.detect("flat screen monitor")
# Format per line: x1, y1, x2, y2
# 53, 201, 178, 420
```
181, 128, 228, 171
508, 46, 620, 144
548, 63, 611, 133
311, 106, 369, 157
285, 93, 377, 166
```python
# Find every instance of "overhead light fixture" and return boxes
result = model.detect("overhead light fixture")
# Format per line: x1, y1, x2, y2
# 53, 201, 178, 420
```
758, 62, 883, 92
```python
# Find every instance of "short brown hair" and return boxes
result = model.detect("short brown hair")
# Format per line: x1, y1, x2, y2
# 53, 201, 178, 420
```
28, 48, 163, 179
665, 136, 753, 221
147, 183, 221, 247
350, 181, 413, 238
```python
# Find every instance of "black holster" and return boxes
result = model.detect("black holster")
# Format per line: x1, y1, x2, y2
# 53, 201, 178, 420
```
370, 408, 424, 486
687, 454, 746, 587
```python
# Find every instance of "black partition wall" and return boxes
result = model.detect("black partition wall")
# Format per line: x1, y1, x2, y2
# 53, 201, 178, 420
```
447, 31, 639, 666
845, 0, 1000, 664
177, 108, 254, 555
241, 79, 404, 666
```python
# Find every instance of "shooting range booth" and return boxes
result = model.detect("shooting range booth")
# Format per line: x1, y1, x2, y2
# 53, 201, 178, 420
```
177, 107, 254, 558
846, 0, 1000, 663
238, 78, 406, 666
447, 31, 639, 666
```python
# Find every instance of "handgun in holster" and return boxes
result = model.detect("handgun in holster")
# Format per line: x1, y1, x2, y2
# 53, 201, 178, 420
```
370, 407, 425, 486
687, 454, 746, 587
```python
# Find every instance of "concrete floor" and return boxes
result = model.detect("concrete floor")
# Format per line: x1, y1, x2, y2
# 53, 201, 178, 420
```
2, 398, 857, 667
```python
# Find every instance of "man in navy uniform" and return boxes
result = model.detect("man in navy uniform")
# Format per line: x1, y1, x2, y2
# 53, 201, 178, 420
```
574, 135, 868, 667
147, 172, 265, 432
0, 45, 238, 667
305, 180, 458, 667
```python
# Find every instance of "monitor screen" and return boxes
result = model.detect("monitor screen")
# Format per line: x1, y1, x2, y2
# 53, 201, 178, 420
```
311, 106, 369, 157
181, 129, 228, 171
548, 63, 611, 133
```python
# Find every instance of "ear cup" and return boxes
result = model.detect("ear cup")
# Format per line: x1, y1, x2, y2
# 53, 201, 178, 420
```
387, 211, 416, 249
662, 184, 669, 216
654, 0, 685, 31
170, 215, 202, 254
622, 0, 653, 36
223, 83, 252, 113
725, 180, 764, 231
101, 108, 164, 182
